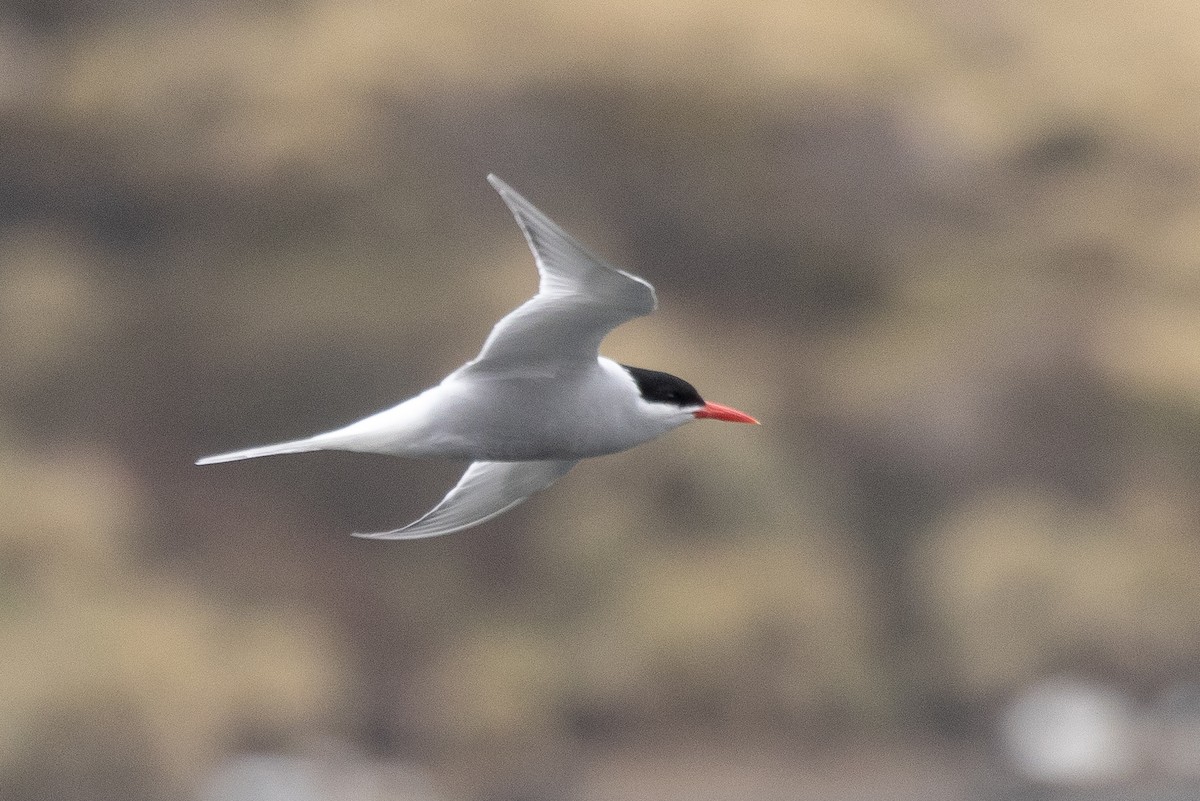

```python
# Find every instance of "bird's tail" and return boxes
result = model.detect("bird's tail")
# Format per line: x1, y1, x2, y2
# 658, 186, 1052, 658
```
195, 436, 325, 465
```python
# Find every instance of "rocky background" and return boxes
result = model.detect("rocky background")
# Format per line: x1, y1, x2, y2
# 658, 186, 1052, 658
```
3, 2, 1200, 799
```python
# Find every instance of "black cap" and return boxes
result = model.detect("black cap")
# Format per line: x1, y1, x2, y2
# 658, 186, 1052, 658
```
621, 365, 705, 408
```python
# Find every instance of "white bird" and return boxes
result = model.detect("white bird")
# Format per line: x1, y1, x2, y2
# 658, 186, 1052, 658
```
196, 175, 758, 539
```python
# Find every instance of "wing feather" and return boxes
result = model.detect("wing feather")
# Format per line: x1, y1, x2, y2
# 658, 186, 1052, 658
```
352, 459, 578, 540
458, 176, 657, 373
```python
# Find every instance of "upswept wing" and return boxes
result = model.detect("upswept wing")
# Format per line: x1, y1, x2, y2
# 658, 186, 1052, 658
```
458, 175, 657, 374
352, 459, 578, 540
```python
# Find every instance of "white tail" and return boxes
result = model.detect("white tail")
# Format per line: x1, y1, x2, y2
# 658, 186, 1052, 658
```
195, 437, 323, 465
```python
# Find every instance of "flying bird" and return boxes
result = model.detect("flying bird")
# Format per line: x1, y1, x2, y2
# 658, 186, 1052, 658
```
197, 175, 758, 539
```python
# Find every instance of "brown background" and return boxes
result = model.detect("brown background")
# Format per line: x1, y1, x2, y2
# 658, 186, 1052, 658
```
2, 2, 1199, 799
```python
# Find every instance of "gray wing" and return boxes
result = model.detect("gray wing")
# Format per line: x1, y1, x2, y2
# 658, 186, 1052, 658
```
352, 459, 578, 540
457, 175, 657, 374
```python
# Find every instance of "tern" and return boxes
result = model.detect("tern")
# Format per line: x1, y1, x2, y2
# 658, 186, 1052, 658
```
197, 175, 758, 539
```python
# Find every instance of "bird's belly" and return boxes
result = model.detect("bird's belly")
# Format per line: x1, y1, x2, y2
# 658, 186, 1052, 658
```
442, 398, 652, 461
443, 408, 626, 461
329, 372, 659, 461
474, 430, 629, 461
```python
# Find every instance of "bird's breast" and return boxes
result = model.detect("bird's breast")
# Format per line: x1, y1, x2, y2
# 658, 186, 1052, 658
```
329, 367, 672, 461
436, 370, 664, 460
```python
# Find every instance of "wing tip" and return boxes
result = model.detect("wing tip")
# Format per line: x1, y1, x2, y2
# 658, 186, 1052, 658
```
352, 529, 413, 541
352, 529, 398, 541
351, 525, 453, 541
486, 172, 511, 195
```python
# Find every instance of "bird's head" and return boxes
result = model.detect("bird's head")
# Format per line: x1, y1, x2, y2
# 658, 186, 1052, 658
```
621, 365, 759, 427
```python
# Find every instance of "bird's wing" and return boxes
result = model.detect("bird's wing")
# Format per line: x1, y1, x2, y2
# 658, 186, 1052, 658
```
457, 175, 657, 375
352, 459, 578, 540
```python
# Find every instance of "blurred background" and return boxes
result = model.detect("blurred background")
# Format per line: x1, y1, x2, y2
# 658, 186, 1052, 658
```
3, 1, 1200, 799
